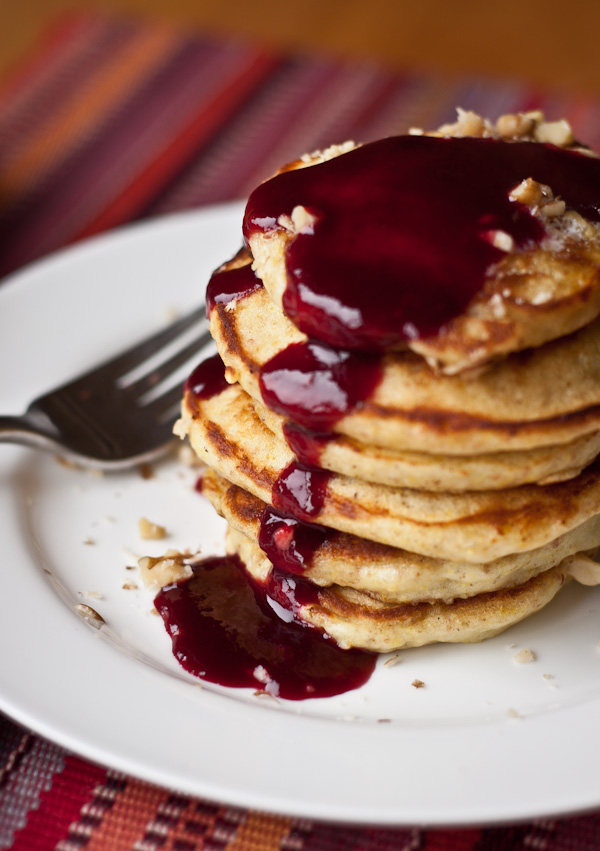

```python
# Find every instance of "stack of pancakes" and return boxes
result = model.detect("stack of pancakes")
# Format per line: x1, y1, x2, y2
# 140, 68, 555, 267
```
176, 109, 600, 652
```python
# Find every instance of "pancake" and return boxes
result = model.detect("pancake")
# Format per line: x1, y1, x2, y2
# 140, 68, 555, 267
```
226, 526, 570, 652
252, 392, 600, 491
245, 110, 600, 375
210, 280, 600, 455
177, 380, 600, 563
202, 467, 600, 604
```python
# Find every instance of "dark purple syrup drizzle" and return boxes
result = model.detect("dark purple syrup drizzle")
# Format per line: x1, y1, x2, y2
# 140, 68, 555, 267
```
282, 420, 334, 467
184, 352, 228, 400
271, 460, 331, 521
205, 259, 261, 314
260, 460, 333, 576
259, 340, 381, 431
244, 136, 600, 349
258, 505, 331, 574
154, 554, 375, 700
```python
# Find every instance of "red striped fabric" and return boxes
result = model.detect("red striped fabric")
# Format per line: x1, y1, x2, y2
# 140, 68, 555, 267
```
2, 11, 600, 850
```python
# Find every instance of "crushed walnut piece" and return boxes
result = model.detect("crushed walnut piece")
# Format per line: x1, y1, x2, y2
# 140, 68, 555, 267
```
138, 517, 167, 540
509, 178, 566, 219
138, 550, 195, 590
420, 107, 586, 152
514, 648, 537, 664
411, 679, 425, 689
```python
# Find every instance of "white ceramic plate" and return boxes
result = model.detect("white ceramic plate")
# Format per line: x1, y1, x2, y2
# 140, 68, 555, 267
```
1, 203, 600, 827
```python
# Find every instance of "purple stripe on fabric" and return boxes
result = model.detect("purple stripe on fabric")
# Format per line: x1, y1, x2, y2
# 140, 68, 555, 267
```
0, 17, 139, 158
147, 56, 342, 213
0, 39, 265, 275
0, 734, 67, 849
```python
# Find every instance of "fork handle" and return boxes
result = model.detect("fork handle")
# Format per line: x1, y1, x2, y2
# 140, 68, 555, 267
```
0, 414, 63, 454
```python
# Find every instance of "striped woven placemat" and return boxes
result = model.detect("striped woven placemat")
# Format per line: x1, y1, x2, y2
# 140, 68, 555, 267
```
2, 11, 600, 280
1, 11, 600, 850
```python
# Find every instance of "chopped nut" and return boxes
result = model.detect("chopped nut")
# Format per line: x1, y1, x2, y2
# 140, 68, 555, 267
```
539, 198, 566, 219
276, 213, 294, 232
138, 517, 167, 540
509, 177, 551, 206
489, 230, 515, 252
509, 177, 568, 222
291, 205, 317, 233
495, 113, 535, 139
138, 552, 194, 590
384, 653, 401, 667
439, 109, 484, 137
411, 679, 425, 689
534, 119, 574, 147
253, 665, 271, 684
514, 648, 536, 663
122, 581, 138, 590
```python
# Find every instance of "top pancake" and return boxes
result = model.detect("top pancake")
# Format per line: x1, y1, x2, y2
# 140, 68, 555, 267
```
244, 110, 600, 375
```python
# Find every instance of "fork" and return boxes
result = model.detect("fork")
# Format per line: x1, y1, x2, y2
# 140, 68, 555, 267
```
0, 305, 212, 469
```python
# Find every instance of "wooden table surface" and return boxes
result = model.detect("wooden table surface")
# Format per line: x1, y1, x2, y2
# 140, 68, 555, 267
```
1, 0, 600, 95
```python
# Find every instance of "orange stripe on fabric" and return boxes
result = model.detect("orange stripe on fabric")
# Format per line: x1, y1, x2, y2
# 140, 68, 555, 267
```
0, 24, 181, 198
225, 811, 295, 851
73, 50, 278, 239
84, 778, 168, 850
